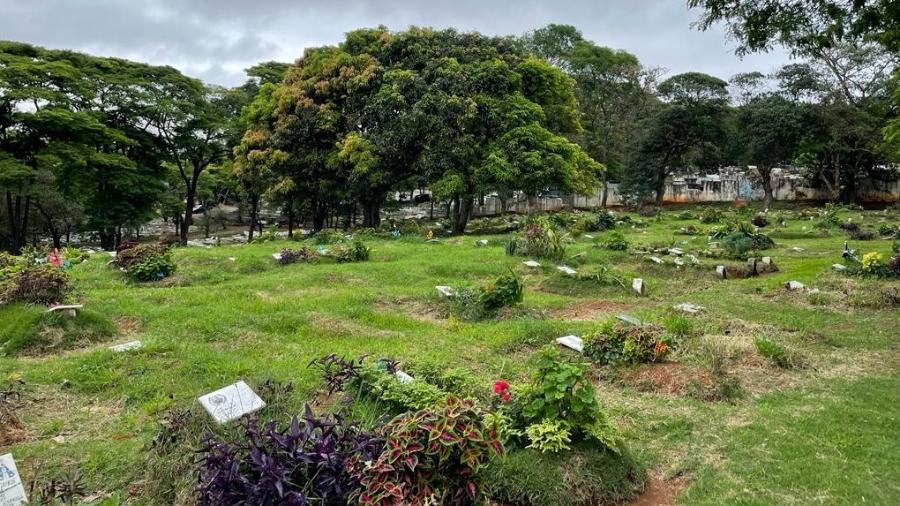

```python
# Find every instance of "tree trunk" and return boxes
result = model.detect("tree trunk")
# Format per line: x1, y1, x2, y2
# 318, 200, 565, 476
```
287, 201, 295, 238
600, 175, 609, 208
451, 194, 473, 235
99, 229, 116, 250
248, 194, 259, 241
654, 174, 666, 207
360, 196, 383, 228
759, 167, 774, 210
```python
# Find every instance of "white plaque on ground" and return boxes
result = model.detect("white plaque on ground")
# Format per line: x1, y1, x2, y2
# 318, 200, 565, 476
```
435, 285, 456, 298
272, 253, 283, 261
0, 453, 27, 506
556, 335, 584, 353
523, 260, 541, 268
557, 265, 577, 277
395, 370, 414, 383
199, 381, 266, 424
109, 340, 142, 352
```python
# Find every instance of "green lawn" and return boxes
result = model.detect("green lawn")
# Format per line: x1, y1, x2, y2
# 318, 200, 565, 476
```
1, 204, 899, 505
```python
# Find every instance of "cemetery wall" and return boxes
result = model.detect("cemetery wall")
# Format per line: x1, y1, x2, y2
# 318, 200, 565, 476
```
472, 169, 900, 216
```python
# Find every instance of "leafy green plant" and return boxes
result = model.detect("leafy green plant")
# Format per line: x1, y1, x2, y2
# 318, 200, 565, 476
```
332, 240, 370, 262
1, 265, 69, 305
349, 396, 502, 506
584, 321, 671, 365
127, 252, 177, 281
479, 271, 524, 312
506, 216, 566, 260
698, 207, 723, 223
525, 419, 571, 453
602, 231, 629, 251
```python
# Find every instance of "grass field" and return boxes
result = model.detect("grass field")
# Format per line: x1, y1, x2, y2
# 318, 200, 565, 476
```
2, 203, 899, 505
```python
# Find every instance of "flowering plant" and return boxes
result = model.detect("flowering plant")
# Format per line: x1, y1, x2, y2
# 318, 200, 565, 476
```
862, 251, 884, 271
492, 380, 511, 402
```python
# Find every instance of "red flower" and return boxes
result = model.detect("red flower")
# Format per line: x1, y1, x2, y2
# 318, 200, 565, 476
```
492, 380, 511, 402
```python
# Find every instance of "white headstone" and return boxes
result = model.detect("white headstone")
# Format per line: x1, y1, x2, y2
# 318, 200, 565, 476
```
394, 370, 414, 384
109, 340, 142, 352
435, 285, 456, 298
108, 251, 117, 258
632, 278, 645, 295
199, 381, 266, 424
555, 335, 584, 353
687, 254, 700, 265
673, 258, 685, 266
47, 304, 83, 317
584, 234, 595, 239
0, 454, 27, 506
476, 239, 488, 246
272, 252, 283, 261
523, 260, 542, 268
715, 265, 727, 279
785, 280, 805, 291
832, 263, 847, 272
557, 265, 577, 277
674, 303, 705, 314
649, 256, 663, 264
228, 257, 237, 262
669, 248, 684, 256
789, 246, 804, 252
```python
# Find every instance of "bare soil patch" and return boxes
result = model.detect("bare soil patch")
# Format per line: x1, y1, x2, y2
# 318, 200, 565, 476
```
553, 300, 635, 321
626, 474, 688, 506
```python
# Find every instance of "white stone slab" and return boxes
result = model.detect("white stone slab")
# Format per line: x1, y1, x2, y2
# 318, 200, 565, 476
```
228, 257, 236, 262
435, 285, 456, 298
673, 258, 685, 266
649, 256, 663, 264
523, 260, 542, 268
785, 280, 805, 291
632, 278, 645, 296
109, 340, 142, 352
199, 381, 266, 424
556, 335, 584, 353
687, 254, 700, 265
674, 303, 705, 314
395, 370, 414, 383
47, 304, 83, 316
108, 251, 117, 258
832, 263, 847, 272
789, 246, 804, 252
476, 239, 488, 246
557, 265, 577, 277
715, 265, 727, 279
669, 248, 684, 256
616, 314, 643, 326
584, 234, 595, 239
272, 252, 283, 261
0, 453, 27, 506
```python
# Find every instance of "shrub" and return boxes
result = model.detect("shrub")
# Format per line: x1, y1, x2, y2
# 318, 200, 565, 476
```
278, 246, 317, 265
115, 243, 176, 281
603, 231, 629, 251
589, 210, 617, 231
349, 397, 502, 506
754, 337, 804, 369
197, 406, 383, 505
584, 321, 671, 365
674, 211, 695, 220
333, 240, 370, 263
1, 265, 69, 305
848, 227, 877, 240
751, 214, 769, 227
698, 207, 722, 223
450, 271, 524, 320
525, 419, 571, 453
506, 217, 566, 260
676, 225, 703, 235
877, 224, 898, 237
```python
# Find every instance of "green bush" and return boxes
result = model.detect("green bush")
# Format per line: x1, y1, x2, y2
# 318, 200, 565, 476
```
127, 250, 177, 282
698, 207, 723, 223
450, 271, 524, 320
603, 231, 629, 251
506, 217, 566, 260
332, 240, 370, 263
277, 246, 317, 265
1, 265, 69, 305
525, 419, 571, 453
584, 321, 672, 365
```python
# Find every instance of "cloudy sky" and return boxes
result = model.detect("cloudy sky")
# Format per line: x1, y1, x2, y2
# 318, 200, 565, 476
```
0, 0, 792, 86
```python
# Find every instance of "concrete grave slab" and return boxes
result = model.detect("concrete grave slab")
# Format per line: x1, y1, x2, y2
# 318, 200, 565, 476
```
0, 453, 28, 506
109, 340, 142, 352
557, 266, 577, 277
555, 335, 584, 353
199, 381, 266, 424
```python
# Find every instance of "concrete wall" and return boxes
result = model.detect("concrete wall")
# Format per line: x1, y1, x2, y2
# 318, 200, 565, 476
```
471, 168, 900, 216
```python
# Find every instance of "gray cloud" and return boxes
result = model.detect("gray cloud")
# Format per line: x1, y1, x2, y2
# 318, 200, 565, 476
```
0, 0, 792, 86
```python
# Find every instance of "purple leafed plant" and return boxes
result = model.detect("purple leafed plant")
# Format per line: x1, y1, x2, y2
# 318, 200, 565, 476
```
197, 404, 383, 505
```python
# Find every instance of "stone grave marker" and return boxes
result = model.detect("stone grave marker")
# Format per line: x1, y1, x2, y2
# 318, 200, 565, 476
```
687, 254, 700, 265
272, 252, 283, 261
785, 280, 805, 291
746, 257, 758, 276
523, 260, 542, 268
199, 381, 266, 424
584, 234, 595, 239
475, 239, 489, 247
632, 278, 645, 296
832, 263, 847, 272
435, 285, 456, 298
616, 314, 643, 326
555, 335, 584, 353
395, 370, 414, 383
47, 304, 83, 317
715, 265, 727, 279
0, 453, 28, 506
109, 340, 142, 352
673, 258, 685, 267
649, 256, 663, 264
789, 246, 804, 253
674, 303, 705, 314
669, 248, 684, 256
557, 265, 577, 277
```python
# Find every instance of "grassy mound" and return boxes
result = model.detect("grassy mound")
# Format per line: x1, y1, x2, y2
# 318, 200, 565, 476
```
483, 442, 645, 506
0, 304, 116, 355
